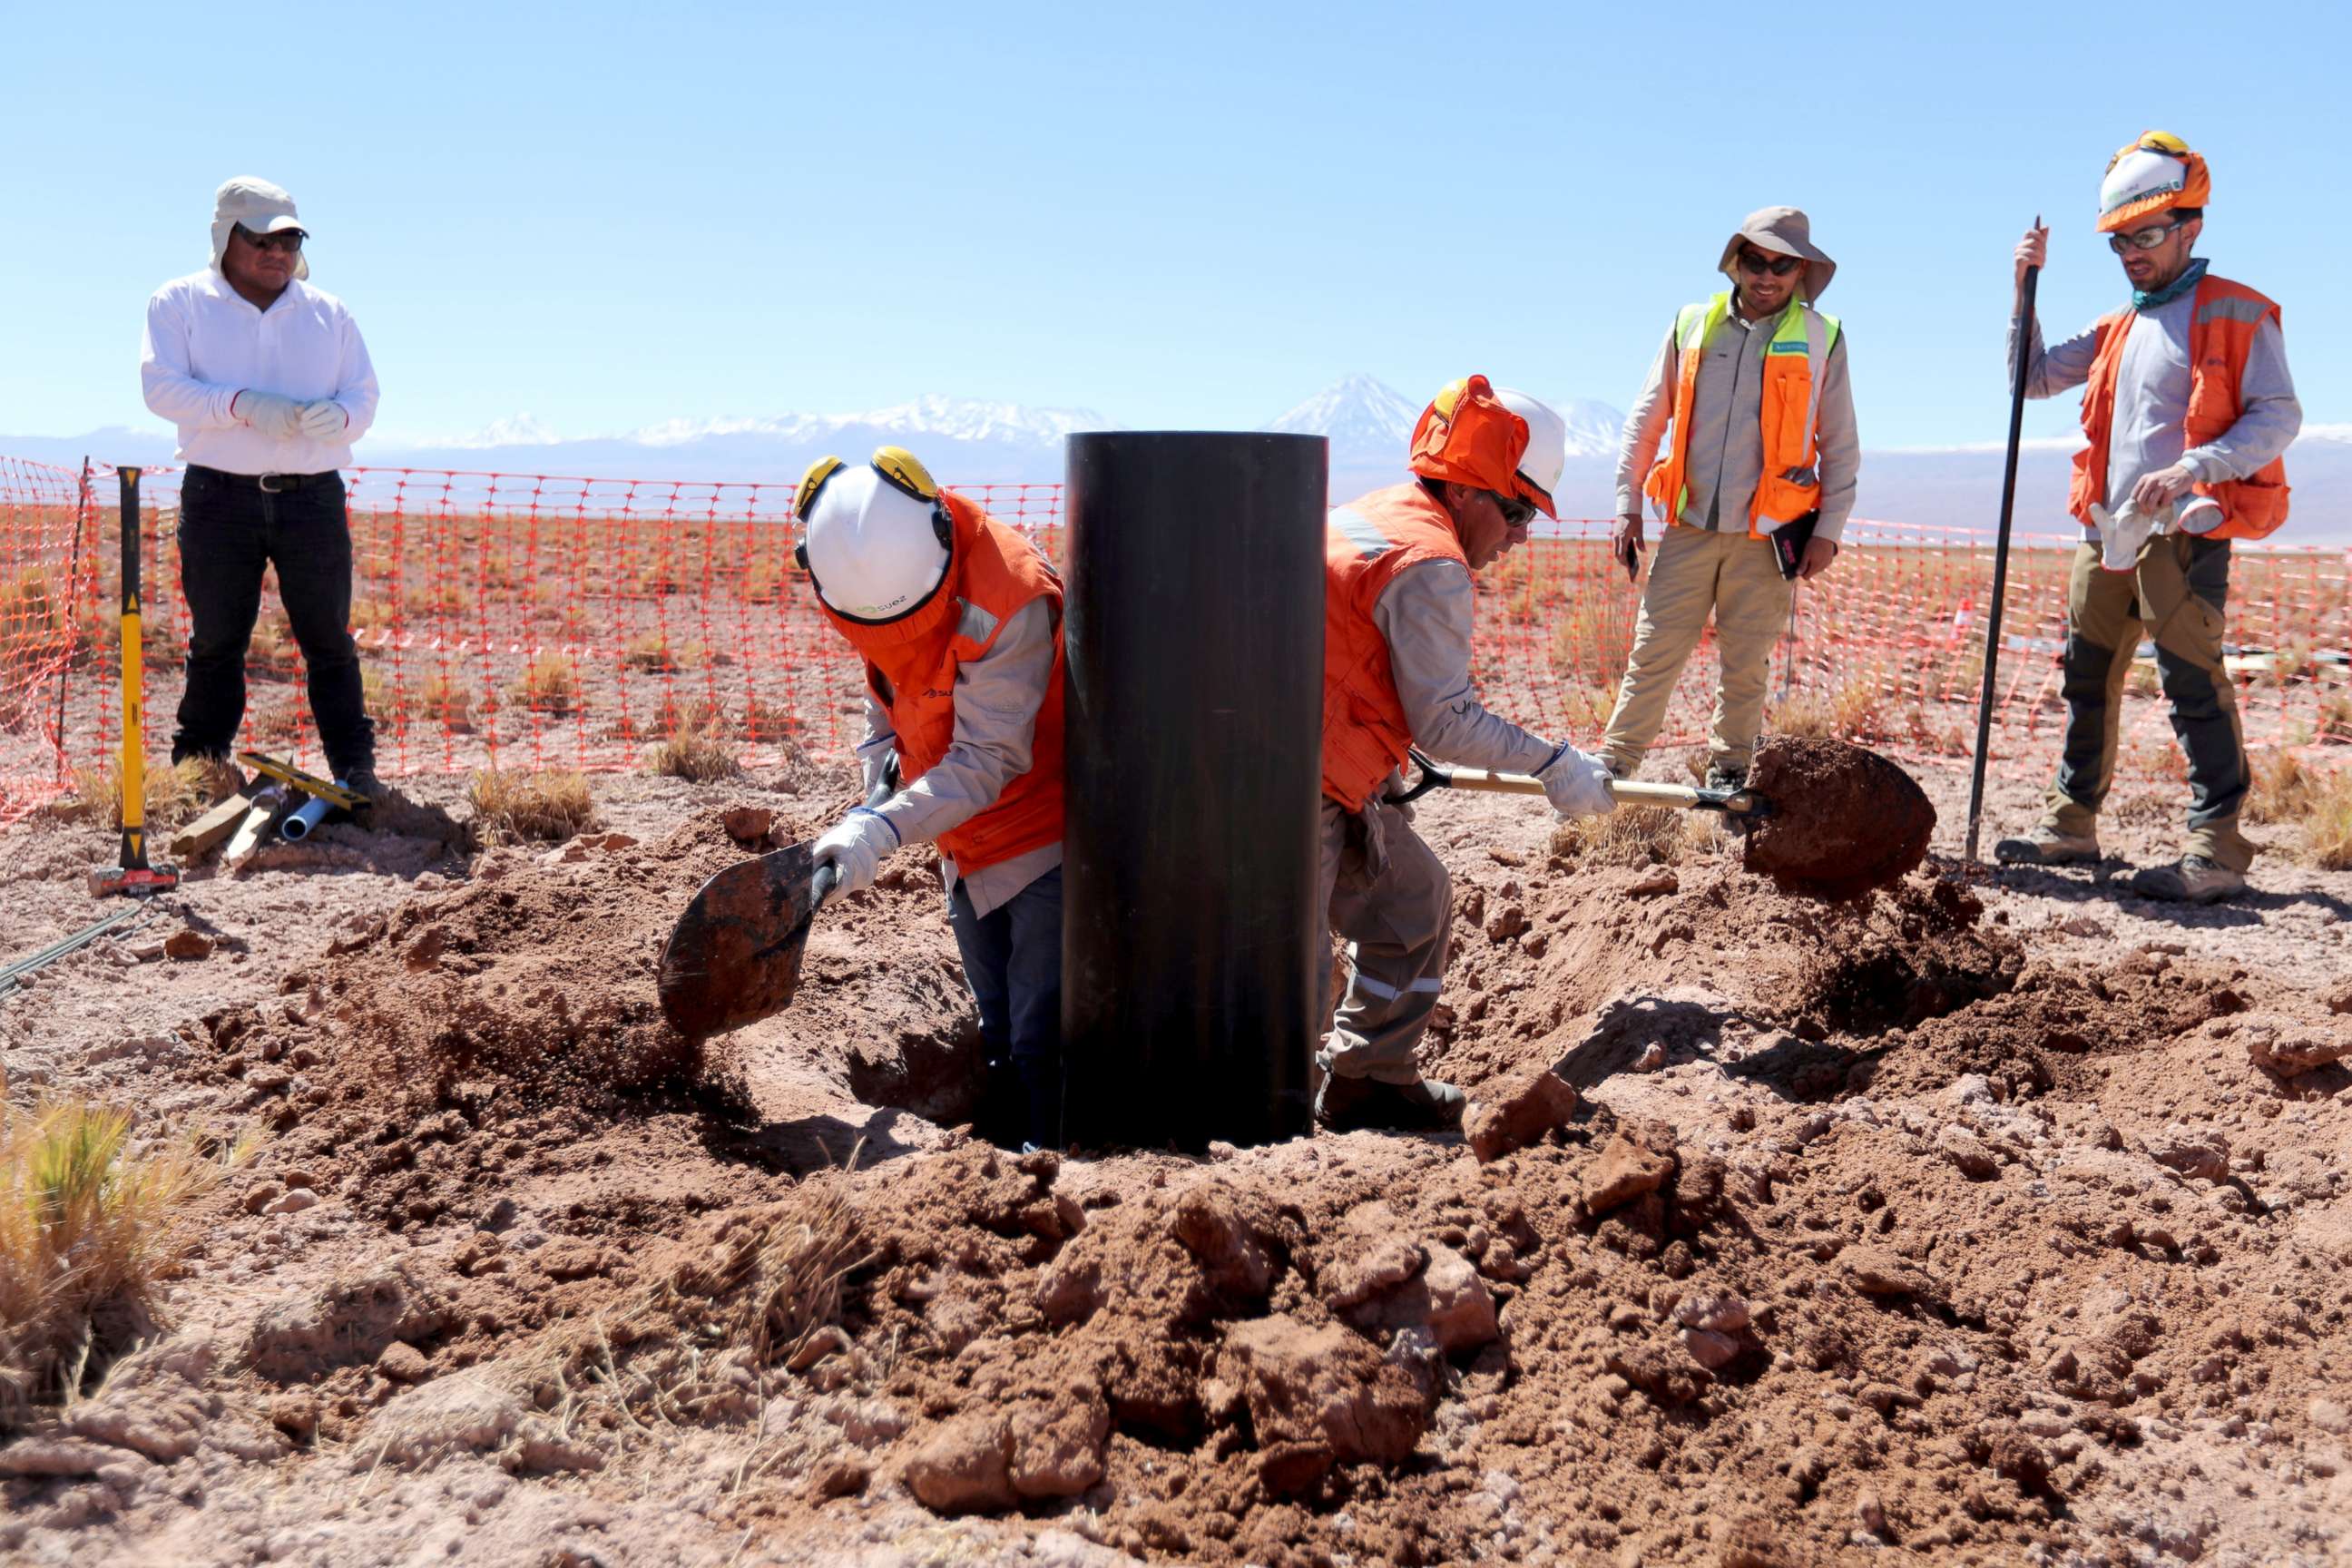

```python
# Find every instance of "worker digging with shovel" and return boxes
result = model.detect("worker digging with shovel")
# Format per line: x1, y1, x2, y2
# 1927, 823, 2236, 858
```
1994, 132, 2301, 903
796, 448, 1068, 1152
1315, 377, 1619, 1134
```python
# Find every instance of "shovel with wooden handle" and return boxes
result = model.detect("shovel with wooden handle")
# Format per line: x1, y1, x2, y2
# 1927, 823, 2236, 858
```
656, 763, 896, 1039
1387, 749, 1772, 821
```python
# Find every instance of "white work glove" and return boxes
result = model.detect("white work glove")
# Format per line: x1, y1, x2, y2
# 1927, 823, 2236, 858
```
854, 731, 900, 801
811, 807, 898, 904
1535, 741, 1616, 820
298, 400, 348, 439
233, 390, 305, 439
2090, 500, 2160, 573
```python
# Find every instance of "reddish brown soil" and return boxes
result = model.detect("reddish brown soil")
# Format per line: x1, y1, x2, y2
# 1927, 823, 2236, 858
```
5, 764, 2350, 1566
1745, 737, 1938, 899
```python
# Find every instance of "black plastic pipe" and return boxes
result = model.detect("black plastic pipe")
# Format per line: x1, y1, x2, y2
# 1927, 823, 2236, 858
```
1061, 432, 1328, 1151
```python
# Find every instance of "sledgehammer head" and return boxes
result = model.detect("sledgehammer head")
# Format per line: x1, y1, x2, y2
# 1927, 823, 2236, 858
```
90, 863, 180, 897
1740, 737, 1936, 900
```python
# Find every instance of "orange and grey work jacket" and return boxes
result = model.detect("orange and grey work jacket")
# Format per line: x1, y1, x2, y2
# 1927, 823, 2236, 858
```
1320, 482, 1558, 811
1616, 292, 1860, 544
2012, 272, 2299, 543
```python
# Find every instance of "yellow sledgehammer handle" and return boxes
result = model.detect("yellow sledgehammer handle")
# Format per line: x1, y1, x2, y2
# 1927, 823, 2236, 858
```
118, 468, 148, 867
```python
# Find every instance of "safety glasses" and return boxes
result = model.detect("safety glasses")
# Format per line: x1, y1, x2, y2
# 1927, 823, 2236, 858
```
2108, 220, 2185, 254
1736, 250, 1801, 278
1494, 494, 1537, 529
234, 224, 306, 254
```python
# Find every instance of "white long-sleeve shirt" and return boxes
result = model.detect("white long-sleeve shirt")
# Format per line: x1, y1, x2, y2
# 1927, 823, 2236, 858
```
861, 597, 1060, 918
140, 270, 379, 475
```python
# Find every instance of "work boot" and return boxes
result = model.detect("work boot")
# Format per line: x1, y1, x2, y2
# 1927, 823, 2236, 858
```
1992, 823, 2101, 867
1314, 1072, 1465, 1134
343, 766, 385, 822
2128, 855, 2245, 905
1703, 764, 1748, 792
975, 1055, 1025, 1151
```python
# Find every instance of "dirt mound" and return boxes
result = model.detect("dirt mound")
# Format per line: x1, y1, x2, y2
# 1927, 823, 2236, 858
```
1743, 736, 1937, 899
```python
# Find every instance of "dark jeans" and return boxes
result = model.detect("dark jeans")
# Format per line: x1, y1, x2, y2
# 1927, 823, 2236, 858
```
947, 866, 1063, 1148
172, 466, 374, 778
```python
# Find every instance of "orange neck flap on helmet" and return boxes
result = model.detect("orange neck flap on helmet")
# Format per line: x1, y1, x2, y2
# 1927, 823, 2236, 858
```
1406, 375, 1547, 512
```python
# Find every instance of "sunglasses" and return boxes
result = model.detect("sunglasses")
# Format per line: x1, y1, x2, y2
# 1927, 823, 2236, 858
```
1494, 494, 1537, 529
1736, 250, 1801, 278
2108, 220, 2185, 254
235, 225, 306, 254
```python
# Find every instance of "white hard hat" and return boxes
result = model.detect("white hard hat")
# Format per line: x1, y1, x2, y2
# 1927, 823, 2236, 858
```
1494, 387, 1566, 506
797, 451, 951, 622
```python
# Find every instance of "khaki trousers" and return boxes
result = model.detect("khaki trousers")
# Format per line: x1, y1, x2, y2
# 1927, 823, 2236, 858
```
1318, 796, 1450, 1084
1602, 524, 1793, 775
2043, 536, 2252, 872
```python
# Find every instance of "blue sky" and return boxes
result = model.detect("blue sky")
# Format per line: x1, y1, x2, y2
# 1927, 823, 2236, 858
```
4, 0, 2344, 450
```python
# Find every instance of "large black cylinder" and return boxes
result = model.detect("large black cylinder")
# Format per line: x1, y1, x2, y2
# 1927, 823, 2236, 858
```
1061, 432, 1328, 1151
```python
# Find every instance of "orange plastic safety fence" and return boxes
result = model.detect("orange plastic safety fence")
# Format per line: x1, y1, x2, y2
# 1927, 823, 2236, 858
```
8, 458, 2347, 822
0, 456, 98, 823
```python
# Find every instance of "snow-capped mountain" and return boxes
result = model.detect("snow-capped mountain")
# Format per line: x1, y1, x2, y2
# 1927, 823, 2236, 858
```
1268, 375, 1623, 466
1268, 374, 1421, 461
626, 396, 1107, 451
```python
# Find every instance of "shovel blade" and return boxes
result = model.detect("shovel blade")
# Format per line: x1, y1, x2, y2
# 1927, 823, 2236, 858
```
659, 841, 823, 1038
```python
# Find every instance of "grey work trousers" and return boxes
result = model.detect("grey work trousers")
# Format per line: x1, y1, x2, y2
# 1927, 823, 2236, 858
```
1317, 795, 1452, 1084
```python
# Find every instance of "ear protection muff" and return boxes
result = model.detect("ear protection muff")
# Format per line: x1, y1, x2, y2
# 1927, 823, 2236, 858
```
792, 447, 952, 574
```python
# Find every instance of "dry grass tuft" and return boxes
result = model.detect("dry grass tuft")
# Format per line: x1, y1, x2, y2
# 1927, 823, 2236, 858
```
2248, 750, 2352, 870
509, 653, 582, 716
468, 769, 598, 843
536, 1175, 870, 1432
57, 756, 214, 830
622, 633, 698, 673
421, 669, 475, 732
1549, 804, 1727, 870
0, 1099, 248, 1429
643, 720, 740, 783
1770, 678, 1886, 743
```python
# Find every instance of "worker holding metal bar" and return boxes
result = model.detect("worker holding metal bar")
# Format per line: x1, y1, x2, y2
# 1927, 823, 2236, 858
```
797, 448, 1067, 1151
1317, 377, 1617, 1134
139, 176, 382, 803
1993, 132, 2301, 904
1602, 207, 1860, 791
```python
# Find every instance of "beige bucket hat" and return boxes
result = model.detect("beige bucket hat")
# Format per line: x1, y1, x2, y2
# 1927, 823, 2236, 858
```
1717, 206, 1833, 303
210, 176, 310, 281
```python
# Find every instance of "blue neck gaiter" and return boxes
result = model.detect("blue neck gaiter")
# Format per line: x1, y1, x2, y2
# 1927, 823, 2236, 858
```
2134, 256, 2209, 312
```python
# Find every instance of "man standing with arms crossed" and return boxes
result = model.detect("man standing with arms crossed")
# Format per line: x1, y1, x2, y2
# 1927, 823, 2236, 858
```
141, 176, 381, 800
1994, 132, 2300, 903
1602, 208, 1859, 789
1317, 376, 1616, 1133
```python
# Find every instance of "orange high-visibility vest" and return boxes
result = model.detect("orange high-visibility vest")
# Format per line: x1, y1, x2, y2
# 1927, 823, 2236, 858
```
818, 492, 1065, 872
1320, 483, 1468, 810
2068, 274, 2291, 541
1642, 292, 1841, 538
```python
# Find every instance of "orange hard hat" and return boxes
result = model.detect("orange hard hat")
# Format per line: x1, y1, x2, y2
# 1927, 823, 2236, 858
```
1406, 375, 1559, 519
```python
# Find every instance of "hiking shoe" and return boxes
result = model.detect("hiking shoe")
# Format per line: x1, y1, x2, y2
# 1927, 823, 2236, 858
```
2128, 856, 2245, 905
1314, 1073, 1465, 1134
1703, 764, 1749, 792
1992, 823, 2101, 867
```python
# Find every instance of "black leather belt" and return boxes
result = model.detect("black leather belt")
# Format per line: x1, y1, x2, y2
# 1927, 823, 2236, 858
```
188, 465, 337, 494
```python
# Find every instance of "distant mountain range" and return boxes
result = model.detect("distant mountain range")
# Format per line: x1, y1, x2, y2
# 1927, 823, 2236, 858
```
8, 379, 2347, 542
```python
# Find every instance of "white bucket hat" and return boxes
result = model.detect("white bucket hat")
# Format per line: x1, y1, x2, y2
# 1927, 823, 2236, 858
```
210, 176, 310, 281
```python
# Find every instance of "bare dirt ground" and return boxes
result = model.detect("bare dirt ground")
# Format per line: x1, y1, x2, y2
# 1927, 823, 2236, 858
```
3, 750, 2349, 1568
